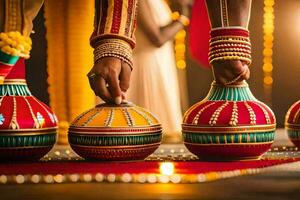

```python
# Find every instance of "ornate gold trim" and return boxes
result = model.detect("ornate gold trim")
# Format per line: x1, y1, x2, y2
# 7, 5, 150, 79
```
211, 26, 249, 31
70, 142, 161, 148
69, 124, 162, 129
0, 145, 53, 149
285, 123, 300, 130
211, 80, 248, 88
0, 131, 56, 136
68, 129, 162, 135
184, 141, 273, 146
285, 101, 300, 124
3, 79, 27, 85
0, 127, 58, 132
68, 132, 161, 137
182, 124, 276, 133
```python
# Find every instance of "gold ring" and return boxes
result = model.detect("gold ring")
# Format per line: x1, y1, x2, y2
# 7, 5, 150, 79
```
87, 72, 97, 79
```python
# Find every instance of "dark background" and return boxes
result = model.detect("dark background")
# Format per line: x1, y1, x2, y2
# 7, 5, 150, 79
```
26, 0, 300, 127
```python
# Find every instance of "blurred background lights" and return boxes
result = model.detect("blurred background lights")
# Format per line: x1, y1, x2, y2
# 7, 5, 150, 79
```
159, 162, 175, 176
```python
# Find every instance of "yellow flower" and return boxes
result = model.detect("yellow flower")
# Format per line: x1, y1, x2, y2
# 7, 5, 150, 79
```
0, 33, 8, 40
0, 31, 32, 57
0, 41, 5, 47
16, 44, 25, 51
8, 32, 16, 38
1, 45, 12, 53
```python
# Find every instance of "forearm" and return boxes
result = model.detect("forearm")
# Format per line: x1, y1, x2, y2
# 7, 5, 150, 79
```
138, 0, 190, 48
205, 0, 251, 28
205, 0, 252, 85
150, 21, 185, 47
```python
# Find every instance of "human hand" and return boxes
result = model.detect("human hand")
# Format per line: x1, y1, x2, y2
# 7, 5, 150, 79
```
176, 0, 193, 7
88, 57, 131, 104
212, 60, 250, 85
176, 0, 193, 18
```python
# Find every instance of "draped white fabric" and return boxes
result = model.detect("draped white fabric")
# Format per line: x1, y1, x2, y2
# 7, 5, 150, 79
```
127, 0, 182, 138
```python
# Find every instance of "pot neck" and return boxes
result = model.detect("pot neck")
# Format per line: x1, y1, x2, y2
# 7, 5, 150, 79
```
0, 59, 30, 96
204, 81, 257, 101
5, 58, 26, 81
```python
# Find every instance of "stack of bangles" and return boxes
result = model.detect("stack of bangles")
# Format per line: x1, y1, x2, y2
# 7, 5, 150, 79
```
209, 27, 252, 66
93, 38, 133, 70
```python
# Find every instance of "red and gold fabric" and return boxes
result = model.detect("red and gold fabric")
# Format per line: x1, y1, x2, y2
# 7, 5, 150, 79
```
0, 0, 41, 83
90, 0, 138, 68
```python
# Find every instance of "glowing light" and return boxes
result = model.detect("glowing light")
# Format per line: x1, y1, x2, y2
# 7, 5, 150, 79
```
263, 0, 275, 105
264, 76, 273, 85
174, 29, 187, 69
159, 162, 175, 176
263, 63, 273, 72
53, 174, 64, 183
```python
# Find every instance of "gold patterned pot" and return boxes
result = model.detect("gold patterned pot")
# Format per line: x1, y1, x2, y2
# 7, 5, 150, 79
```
285, 100, 300, 148
182, 81, 276, 161
68, 102, 162, 161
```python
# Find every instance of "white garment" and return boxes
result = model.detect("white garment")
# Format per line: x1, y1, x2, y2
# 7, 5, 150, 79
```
127, 0, 182, 136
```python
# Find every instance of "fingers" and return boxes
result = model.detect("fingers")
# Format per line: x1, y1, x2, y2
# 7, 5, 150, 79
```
88, 58, 132, 104
106, 70, 122, 104
119, 62, 131, 92
94, 76, 114, 102
88, 71, 96, 92
212, 60, 250, 85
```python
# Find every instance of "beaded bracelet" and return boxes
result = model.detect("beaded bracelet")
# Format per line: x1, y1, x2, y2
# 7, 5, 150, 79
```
93, 39, 133, 70
209, 27, 252, 65
0, 31, 32, 59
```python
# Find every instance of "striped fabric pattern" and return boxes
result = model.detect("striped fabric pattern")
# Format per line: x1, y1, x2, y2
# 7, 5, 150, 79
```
91, 0, 138, 48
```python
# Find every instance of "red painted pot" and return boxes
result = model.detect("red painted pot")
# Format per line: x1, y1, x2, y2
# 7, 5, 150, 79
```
0, 59, 58, 161
182, 82, 276, 161
285, 101, 300, 148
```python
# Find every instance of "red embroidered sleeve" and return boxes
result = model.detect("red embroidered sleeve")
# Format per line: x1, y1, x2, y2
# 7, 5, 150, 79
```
90, 0, 138, 49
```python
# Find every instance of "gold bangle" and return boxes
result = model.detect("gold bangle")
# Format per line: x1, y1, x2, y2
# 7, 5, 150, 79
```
209, 48, 252, 54
209, 52, 251, 59
93, 39, 133, 69
225, 68, 248, 85
210, 44, 251, 51
210, 36, 250, 43
210, 40, 251, 46
209, 57, 252, 65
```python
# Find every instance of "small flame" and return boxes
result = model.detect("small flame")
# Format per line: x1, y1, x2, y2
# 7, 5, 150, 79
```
159, 162, 174, 176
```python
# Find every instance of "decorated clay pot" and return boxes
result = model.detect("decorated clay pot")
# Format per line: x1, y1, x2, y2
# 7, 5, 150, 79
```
285, 101, 300, 148
182, 81, 276, 161
0, 59, 58, 161
68, 102, 162, 161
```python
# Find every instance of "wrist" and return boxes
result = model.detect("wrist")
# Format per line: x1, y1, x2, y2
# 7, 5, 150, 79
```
209, 27, 252, 66
93, 38, 133, 70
